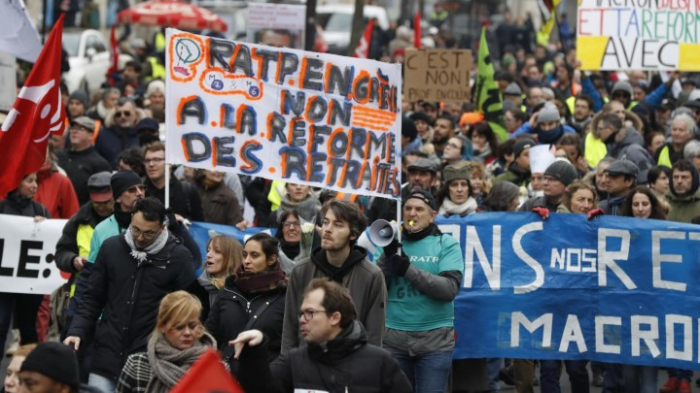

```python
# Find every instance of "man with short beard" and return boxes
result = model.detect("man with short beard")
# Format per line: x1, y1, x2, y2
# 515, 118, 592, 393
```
281, 200, 387, 354
568, 94, 594, 135
431, 114, 456, 157
95, 98, 141, 169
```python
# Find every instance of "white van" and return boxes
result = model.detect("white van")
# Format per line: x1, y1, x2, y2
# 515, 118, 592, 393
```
316, 4, 390, 55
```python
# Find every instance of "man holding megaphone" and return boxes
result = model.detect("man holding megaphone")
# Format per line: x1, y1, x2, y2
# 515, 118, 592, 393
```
375, 189, 464, 393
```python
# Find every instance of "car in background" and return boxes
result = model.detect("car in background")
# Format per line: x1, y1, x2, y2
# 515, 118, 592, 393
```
316, 4, 389, 55
62, 28, 132, 94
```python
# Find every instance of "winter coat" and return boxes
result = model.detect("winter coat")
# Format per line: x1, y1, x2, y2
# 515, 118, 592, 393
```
0, 193, 50, 218
239, 321, 412, 393
94, 125, 140, 169
192, 181, 243, 226
518, 195, 561, 213
144, 176, 204, 222
55, 201, 109, 274
666, 188, 700, 223
494, 163, 531, 188
606, 126, 654, 184
35, 163, 80, 219
281, 247, 386, 354
67, 233, 196, 380
57, 146, 111, 205
206, 277, 286, 372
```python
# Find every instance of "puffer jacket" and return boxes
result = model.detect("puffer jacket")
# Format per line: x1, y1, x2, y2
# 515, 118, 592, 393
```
67, 233, 196, 381
606, 126, 654, 183
239, 321, 412, 393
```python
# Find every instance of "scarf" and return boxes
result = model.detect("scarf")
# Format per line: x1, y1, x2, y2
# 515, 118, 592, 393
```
124, 226, 170, 264
96, 100, 108, 120
5, 192, 32, 211
114, 206, 133, 231
197, 270, 220, 306
536, 125, 565, 145
146, 331, 215, 393
280, 239, 301, 260
402, 223, 441, 242
439, 197, 478, 216
475, 145, 492, 162
233, 262, 287, 294
277, 195, 321, 224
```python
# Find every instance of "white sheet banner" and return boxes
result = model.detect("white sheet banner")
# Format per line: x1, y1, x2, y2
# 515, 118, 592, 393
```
165, 29, 403, 200
0, 215, 68, 294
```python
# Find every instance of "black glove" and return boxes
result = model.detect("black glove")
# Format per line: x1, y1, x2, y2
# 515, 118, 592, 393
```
383, 238, 400, 258
389, 252, 410, 276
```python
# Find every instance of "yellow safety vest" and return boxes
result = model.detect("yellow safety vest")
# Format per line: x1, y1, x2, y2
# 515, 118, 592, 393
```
147, 56, 165, 81
657, 145, 672, 168
71, 224, 95, 296
267, 180, 286, 212
154, 32, 165, 53
585, 133, 608, 168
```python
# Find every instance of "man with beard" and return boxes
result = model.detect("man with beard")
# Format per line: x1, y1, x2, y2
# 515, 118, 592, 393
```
95, 98, 141, 169
597, 113, 654, 183
432, 114, 456, 157
568, 94, 594, 135
281, 200, 386, 354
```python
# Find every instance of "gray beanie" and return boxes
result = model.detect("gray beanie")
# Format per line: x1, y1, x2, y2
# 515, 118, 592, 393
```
538, 103, 561, 123
544, 160, 579, 186
69, 91, 89, 108
504, 82, 522, 96
612, 81, 633, 97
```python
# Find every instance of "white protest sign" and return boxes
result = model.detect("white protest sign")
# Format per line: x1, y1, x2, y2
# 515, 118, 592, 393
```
165, 29, 403, 200
247, 3, 306, 49
0, 215, 68, 294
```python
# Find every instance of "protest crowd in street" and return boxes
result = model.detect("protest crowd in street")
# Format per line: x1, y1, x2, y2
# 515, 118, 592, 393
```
4, 2, 700, 393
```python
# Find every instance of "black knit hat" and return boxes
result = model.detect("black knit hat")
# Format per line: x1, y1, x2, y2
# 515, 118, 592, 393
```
20, 342, 80, 390
544, 160, 579, 186
402, 116, 418, 142
111, 170, 143, 200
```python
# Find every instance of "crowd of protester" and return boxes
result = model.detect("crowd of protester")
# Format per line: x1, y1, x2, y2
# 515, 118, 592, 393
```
4, 6, 700, 393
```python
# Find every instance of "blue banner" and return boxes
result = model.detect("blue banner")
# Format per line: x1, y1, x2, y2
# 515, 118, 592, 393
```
440, 213, 700, 369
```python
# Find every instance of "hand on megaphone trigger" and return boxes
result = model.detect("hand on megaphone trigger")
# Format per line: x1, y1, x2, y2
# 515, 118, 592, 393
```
389, 252, 410, 277
383, 238, 401, 258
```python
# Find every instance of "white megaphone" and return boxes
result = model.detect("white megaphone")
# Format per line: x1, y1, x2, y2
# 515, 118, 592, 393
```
368, 219, 399, 247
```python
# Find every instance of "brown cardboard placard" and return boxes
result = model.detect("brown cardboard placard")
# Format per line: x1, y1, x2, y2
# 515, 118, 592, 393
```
404, 49, 473, 102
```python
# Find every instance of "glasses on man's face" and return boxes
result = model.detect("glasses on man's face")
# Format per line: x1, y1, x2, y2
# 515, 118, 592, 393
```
116, 111, 131, 118
446, 142, 461, 150
283, 221, 301, 228
130, 226, 159, 240
298, 308, 326, 321
144, 157, 165, 165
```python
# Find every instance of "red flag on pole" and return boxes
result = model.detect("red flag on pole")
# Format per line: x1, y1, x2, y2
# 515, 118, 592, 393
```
354, 19, 375, 58
0, 15, 66, 196
170, 350, 245, 393
414, 11, 422, 49
107, 25, 119, 86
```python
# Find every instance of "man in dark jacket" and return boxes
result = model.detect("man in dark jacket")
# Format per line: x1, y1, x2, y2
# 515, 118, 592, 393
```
598, 160, 638, 216
58, 117, 112, 205
64, 197, 196, 392
281, 200, 387, 354
519, 160, 579, 213
142, 141, 203, 222
233, 278, 412, 393
597, 112, 654, 183
94, 98, 140, 169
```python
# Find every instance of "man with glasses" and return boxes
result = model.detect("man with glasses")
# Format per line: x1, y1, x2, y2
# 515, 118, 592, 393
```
143, 141, 203, 222
596, 113, 654, 183
281, 200, 387, 354
58, 116, 111, 205
233, 278, 411, 393
95, 98, 141, 169
65, 197, 195, 392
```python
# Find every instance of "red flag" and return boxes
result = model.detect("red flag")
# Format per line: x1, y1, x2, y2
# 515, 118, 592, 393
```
0, 15, 66, 196
353, 19, 375, 58
171, 350, 244, 393
107, 25, 119, 86
414, 11, 422, 49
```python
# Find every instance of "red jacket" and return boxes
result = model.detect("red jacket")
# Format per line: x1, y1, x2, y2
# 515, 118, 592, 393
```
35, 162, 80, 219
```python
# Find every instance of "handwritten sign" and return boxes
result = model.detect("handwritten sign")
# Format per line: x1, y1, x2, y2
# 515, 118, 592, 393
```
165, 29, 403, 199
247, 3, 306, 49
577, 0, 700, 70
404, 49, 473, 102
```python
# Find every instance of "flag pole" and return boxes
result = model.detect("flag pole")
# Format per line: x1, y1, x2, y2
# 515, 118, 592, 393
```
41, 0, 47, 44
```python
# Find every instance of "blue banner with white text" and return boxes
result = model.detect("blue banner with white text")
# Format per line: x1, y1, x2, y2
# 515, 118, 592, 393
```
441, 213, 700, 369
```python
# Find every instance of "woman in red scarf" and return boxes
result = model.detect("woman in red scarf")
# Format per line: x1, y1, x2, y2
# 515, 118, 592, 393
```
205, 232, 287, 375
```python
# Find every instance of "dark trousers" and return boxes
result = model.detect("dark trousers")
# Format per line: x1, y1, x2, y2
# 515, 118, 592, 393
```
0, 292, 44, 357
539, 359, 590, 393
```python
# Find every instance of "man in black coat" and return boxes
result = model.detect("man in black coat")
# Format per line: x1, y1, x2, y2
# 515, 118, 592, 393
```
58, 117, 112, 205
64, 197, 196, 392
232, 278, 412, 393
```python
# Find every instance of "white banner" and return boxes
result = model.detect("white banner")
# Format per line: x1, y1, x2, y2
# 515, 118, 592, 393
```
247, 3, 306, 49
165, 29, 403, 200
0, 215, 68, 294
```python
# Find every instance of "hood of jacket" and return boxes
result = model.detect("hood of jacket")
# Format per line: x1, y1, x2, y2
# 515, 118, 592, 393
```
309, 246, 368, 283
668, 164, 700, 200
307, 320, 367, 363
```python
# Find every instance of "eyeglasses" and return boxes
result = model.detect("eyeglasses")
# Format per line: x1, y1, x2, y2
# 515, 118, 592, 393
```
130, 226, 159, 240
144, 158, 165, 165
298, 309, 327, 321
283, 221, 301, 228
116, 111, 131, 118
446, 142, 462, 149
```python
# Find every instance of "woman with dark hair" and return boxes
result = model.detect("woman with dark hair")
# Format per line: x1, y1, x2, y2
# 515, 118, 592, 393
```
479, 181, 521, 212
437, 165, 478, 216
275, 210, 316, 274
467, 121, 499, 164
206, 232, 287, 375
620, 186, 666, 220
647, 166, 672, 198
0, 173, 50, 358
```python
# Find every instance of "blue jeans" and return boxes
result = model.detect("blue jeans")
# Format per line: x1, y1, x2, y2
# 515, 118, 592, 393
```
485, 358, 502, 390
389, 349, 453, 393
89, 373, 116, 393
0, 292, 44, 358
539, 359, 590, 393
622, 365, 658, 393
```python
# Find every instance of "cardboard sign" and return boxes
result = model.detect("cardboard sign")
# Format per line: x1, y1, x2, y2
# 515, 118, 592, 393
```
577, 0, 700, 70
165, 29, 403, 200
247, 3, 306, 49
404, 49, 472, 102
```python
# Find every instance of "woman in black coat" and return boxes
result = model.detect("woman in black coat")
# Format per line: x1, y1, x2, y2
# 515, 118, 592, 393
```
205, 232, 287, 375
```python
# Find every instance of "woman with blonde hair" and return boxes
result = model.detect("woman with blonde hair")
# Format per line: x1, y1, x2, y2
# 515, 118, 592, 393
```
557, 180, 598, 214
116, 291, 216, 393
469, 161, 492, 206
190, 235, 243, 321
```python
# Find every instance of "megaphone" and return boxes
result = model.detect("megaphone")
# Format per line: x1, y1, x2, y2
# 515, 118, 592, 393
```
368, 219, 399, 247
